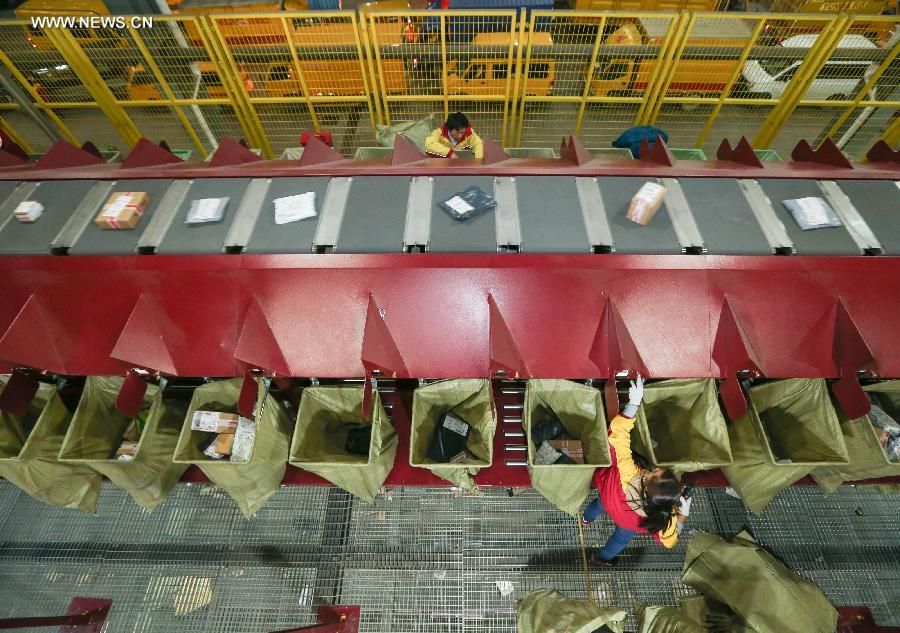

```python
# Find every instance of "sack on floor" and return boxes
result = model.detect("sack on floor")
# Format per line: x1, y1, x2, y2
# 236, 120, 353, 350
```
633, 379, 732, 476
723, 379, 847, 514
410, 379, 495, 490
0, 378, 100, 512
59, 376, 189, 512
524, 379, 611, 516
290, 385, 397, 503
637, 604, 705, 633
375, 114, 436, 150
681, 531, 837, 633
812, 381, 900, 493
517, 589, 626, 633
173, 378, 292, 518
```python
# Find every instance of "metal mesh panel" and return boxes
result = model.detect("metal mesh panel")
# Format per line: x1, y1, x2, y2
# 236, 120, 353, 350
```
518, 101, 578, 147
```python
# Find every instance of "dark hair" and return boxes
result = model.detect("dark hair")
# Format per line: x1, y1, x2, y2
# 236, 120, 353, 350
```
446, 112, 469, 131
639, 469, 681, 533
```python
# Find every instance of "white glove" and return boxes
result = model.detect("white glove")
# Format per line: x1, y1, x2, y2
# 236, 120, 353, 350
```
628, 375, 644, 406
679, 495, 692, 517
622, 374, 644, 418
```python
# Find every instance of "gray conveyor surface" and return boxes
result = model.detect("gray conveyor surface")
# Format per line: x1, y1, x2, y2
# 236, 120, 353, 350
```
68, 179, 174, 255
429, 176, 497, 253
0, 180, 96, 255
516, 176, 590, 253
338, 176, 409, 253
757, 179, 859, 256
837, 179, 900, 255
678, 178, 771, 255
157, 178, 251, 254
598, 176, 682, 254
245, 177, 331, 254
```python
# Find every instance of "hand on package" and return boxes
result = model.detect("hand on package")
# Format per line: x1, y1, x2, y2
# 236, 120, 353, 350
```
628, 374, 644, 406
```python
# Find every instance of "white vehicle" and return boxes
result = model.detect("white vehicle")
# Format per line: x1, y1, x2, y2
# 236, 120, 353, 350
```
741, 34, 878, 101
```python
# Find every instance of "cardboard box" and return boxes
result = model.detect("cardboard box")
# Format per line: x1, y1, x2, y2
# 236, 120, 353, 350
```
548, 439, 584, 464
191, 411, 239, 434
626, 182, 666, 226
95, 191, 150, 230
215, 432, 235, 455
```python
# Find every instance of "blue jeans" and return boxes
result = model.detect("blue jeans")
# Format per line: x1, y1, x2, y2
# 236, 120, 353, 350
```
583, 497, 636, 561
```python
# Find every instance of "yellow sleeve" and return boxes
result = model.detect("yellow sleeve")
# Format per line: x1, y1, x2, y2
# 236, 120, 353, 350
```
468, 130, 484, 159
425, 128, 449, 157
609, 414, 640, 492
657, 516, 679, 548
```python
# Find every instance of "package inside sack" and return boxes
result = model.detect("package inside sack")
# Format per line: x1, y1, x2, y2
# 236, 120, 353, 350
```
190, 409, 255, 463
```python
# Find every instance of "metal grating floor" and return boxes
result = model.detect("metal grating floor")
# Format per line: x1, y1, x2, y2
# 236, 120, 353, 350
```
0, 482, 898, 632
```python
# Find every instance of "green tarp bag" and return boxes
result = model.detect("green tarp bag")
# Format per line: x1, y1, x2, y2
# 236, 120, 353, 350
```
375, 114, 436, 150
682, 531, 837, 633
632, 379, 732, 475
410, 379, 495, 490
812, 381, 900, 493
637, 605, 705, 633
59, 376, 189, 512
173, 378, 291, 518
517, 589, 626, 633
722, 379, 848, 515
290, 386, 398, 503
524, 379, 610, 516
676, 596, 753, 633
0, 378, 101, 512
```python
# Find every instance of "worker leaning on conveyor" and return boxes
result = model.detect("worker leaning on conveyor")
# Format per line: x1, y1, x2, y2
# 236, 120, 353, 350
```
425, 111, 484, 160
583, 375, 692, 565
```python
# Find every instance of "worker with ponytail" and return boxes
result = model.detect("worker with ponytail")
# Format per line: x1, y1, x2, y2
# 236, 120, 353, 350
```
582, 375, 692, 565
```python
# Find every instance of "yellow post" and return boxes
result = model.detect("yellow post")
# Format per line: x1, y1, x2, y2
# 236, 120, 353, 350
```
880, 115, 900, 147
348, 12, 378, 142
695, 16, 767, 149
574, 15, 607, 137
201, 15, 273, 157
359, 13, 385, 127
368, 13, 392, 125
507, 17, 526, 147
0, 49, 80, 145
0, 114, 35, 155
499, 12, 518, 147
45, 28, 142, 147
127, 24, 208, 159
825, 20, 899, 141
644, 12, 693, 125
278, 15, 321, 133
753, 14, 851, 149
440, 14, 449, 120
515, 12, 538, 147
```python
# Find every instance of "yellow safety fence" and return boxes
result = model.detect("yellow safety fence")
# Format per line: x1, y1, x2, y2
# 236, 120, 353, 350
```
0, 10, 895, 160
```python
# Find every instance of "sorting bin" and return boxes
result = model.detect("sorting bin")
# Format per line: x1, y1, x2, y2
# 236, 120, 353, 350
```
504, 147, 556, 159
173, 378, 292, 518
812, 380, 900, 493
723, 379, 849, 515
0, 377, 101, 512
669, 148, 707, 161
59, 376, 189, 512
353, 147, 393, 160
410, 379, 495, 490
290, 386, 398, 503
632, 379, 732, 474
524, 379, 610, 516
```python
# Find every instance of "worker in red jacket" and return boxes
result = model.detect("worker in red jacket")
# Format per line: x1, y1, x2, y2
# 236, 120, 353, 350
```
582, 375, 691, 565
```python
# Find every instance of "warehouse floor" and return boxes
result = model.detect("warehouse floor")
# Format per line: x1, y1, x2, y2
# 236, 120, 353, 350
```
0, 482, 897, 632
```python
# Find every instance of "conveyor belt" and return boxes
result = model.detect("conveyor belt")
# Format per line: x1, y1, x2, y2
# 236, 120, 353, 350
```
0, 174, 896, 257
0, 181, 96, 255
245, 177, 331, 254
429, 176, 497, 253
516, 176, 590, 253
757, 179, 860, 256
598, 176, 683, 255
338, 176, 409, 253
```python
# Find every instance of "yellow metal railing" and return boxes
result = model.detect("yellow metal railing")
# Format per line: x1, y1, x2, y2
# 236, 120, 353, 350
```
0, 10, 895, 160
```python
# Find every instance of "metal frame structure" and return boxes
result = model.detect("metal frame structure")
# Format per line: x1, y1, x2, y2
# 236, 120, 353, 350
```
0, 10, 894, 159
